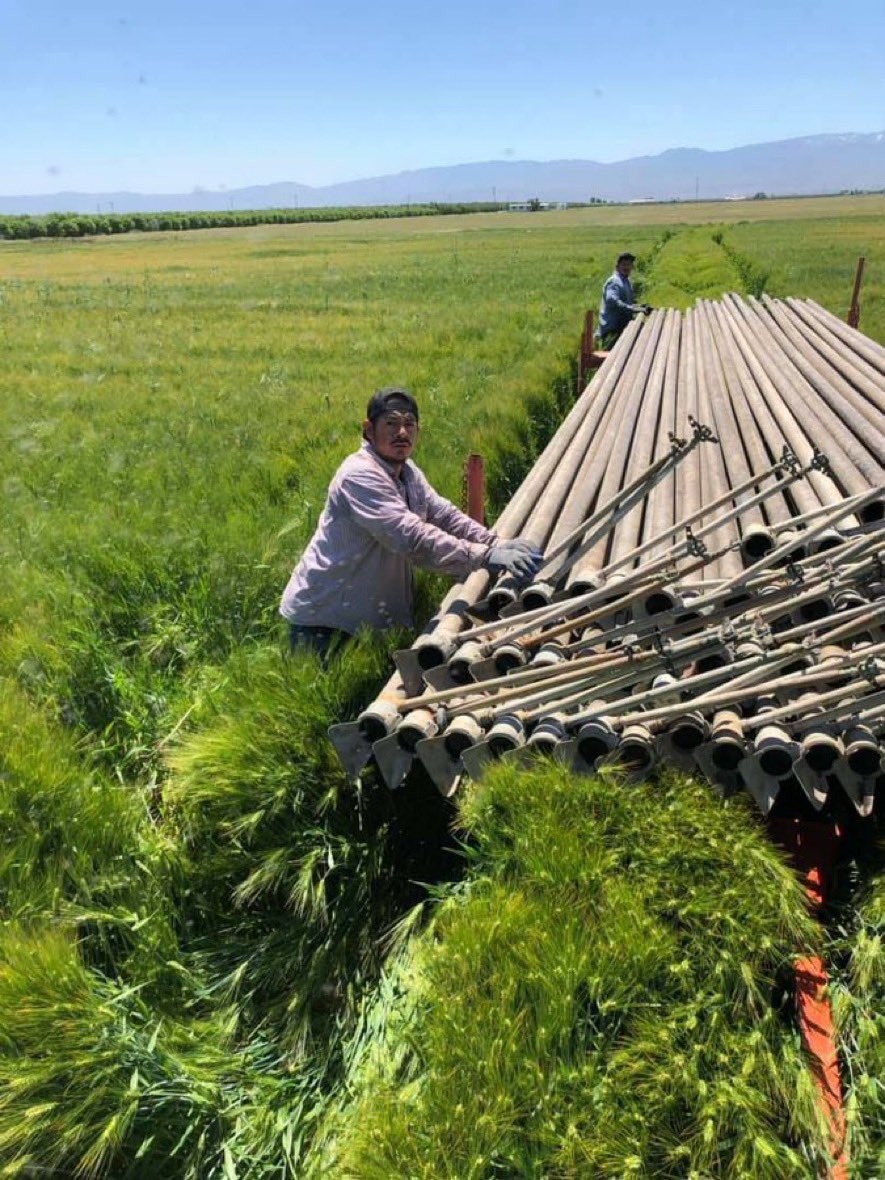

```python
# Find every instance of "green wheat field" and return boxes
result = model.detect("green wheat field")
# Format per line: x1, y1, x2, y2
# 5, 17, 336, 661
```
0, 195, 883, 1176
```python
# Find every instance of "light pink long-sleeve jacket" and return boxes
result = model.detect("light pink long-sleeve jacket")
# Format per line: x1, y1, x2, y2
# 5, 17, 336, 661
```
280, 442, 496, 633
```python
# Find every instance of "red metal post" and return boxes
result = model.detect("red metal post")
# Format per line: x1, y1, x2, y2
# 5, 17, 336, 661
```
847, 256, 865, 329
465, 453, 486, 525
769, 818, 849, 1180
578, 310, 594, 392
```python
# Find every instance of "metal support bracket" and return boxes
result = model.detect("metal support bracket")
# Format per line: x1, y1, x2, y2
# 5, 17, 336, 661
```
684, 525, 709, 559
785, 559, 806, 586
687, 414, 718, 445
651, 629, 677, 677
779, 444, 802, 477
808, 447, 833, 478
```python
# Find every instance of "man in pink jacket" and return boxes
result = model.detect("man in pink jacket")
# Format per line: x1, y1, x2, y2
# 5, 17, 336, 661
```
280, 387, 541, 656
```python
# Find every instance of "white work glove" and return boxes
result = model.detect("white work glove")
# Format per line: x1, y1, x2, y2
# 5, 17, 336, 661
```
485, 539, 543, 581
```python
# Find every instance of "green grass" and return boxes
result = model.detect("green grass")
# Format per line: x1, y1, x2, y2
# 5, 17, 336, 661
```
831, 851, 885, 1176
1, 199, 883, 1175
324, 765, 826, 1178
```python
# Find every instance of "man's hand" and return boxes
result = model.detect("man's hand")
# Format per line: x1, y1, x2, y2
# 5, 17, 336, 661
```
640, 303, 653, 314
485, 539, 543, 580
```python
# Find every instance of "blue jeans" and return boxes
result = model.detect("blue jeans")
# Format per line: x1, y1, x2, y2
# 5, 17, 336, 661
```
288, 624, 348, 661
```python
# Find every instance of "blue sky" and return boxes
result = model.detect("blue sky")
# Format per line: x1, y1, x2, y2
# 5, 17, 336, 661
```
3, 0, 884, 194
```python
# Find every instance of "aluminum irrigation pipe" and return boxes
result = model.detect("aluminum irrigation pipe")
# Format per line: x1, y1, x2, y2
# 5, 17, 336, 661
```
514, 639, 812, 734
723, 294, 874, 510
485, 326, 669, 614
707, 301, 801, 534
556, 564, 883, 665
611, 660, 885, 732
556, 586, 792, 661
783, 299, 885, 407
335, 293, 884, 790
543, 644, 817, 733
808, 604, 884, 648
693, 308, 731, 582
692, 490, 883, 604
583, 525, 883, 642
779, 520, 883, 570
706, 302, 795, 523
791, 298, 885, 374
488, 330, 653, 609
606, 310, 680, 569
420, 650, 649, 713
626, 455, 817, 577
545, 438, 707, 585
594, 458, 793, 582
778, 529, 884, 584
459, 554, 678, 648
716, 298, 850, 520
742, 678, 885, 731
642, 307, 682, 563
523, 317, 654, 600
745, 296, 884, 484
458, 576, 626, 646
397, 641, 663, 712
492, 538, 721, 656
518, 468, 745, 643
448, 633, 731, 724
460, 603, 743, 692
536, 415, 711, 575
693, 306, 745, 578
675, 309, 705, 569
486, 639, 731, 727
695, 301, 769, 547
514, 542, 752, 657
515, 570, 686, 651
768, 495, 881, 535
761, 295, 885, 442
803, 688, 885, 729
566, 311, 669, 592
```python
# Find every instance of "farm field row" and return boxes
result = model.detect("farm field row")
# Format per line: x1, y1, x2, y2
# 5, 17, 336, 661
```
0, 198, 883, 1175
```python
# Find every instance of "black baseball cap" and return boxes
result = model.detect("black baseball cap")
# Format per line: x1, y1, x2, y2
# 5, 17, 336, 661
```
366, 386, 420, 423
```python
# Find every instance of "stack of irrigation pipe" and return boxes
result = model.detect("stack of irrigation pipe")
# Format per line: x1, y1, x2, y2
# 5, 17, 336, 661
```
329, 295, 885, 812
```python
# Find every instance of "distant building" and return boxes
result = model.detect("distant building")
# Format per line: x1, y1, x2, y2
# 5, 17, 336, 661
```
507, 200, 567, 212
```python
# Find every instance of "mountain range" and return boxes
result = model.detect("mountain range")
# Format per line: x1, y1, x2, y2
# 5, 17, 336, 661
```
2, 132, 884, 216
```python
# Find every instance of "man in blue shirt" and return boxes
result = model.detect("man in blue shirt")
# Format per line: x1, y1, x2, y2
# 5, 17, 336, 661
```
597, 252, 651, 342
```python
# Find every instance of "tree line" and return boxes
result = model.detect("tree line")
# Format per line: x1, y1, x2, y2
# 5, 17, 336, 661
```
0, 202, 509, 240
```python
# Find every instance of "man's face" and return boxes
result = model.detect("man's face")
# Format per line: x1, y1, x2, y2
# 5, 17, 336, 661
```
364, 407, 420, 463
617, 259, 634, 278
